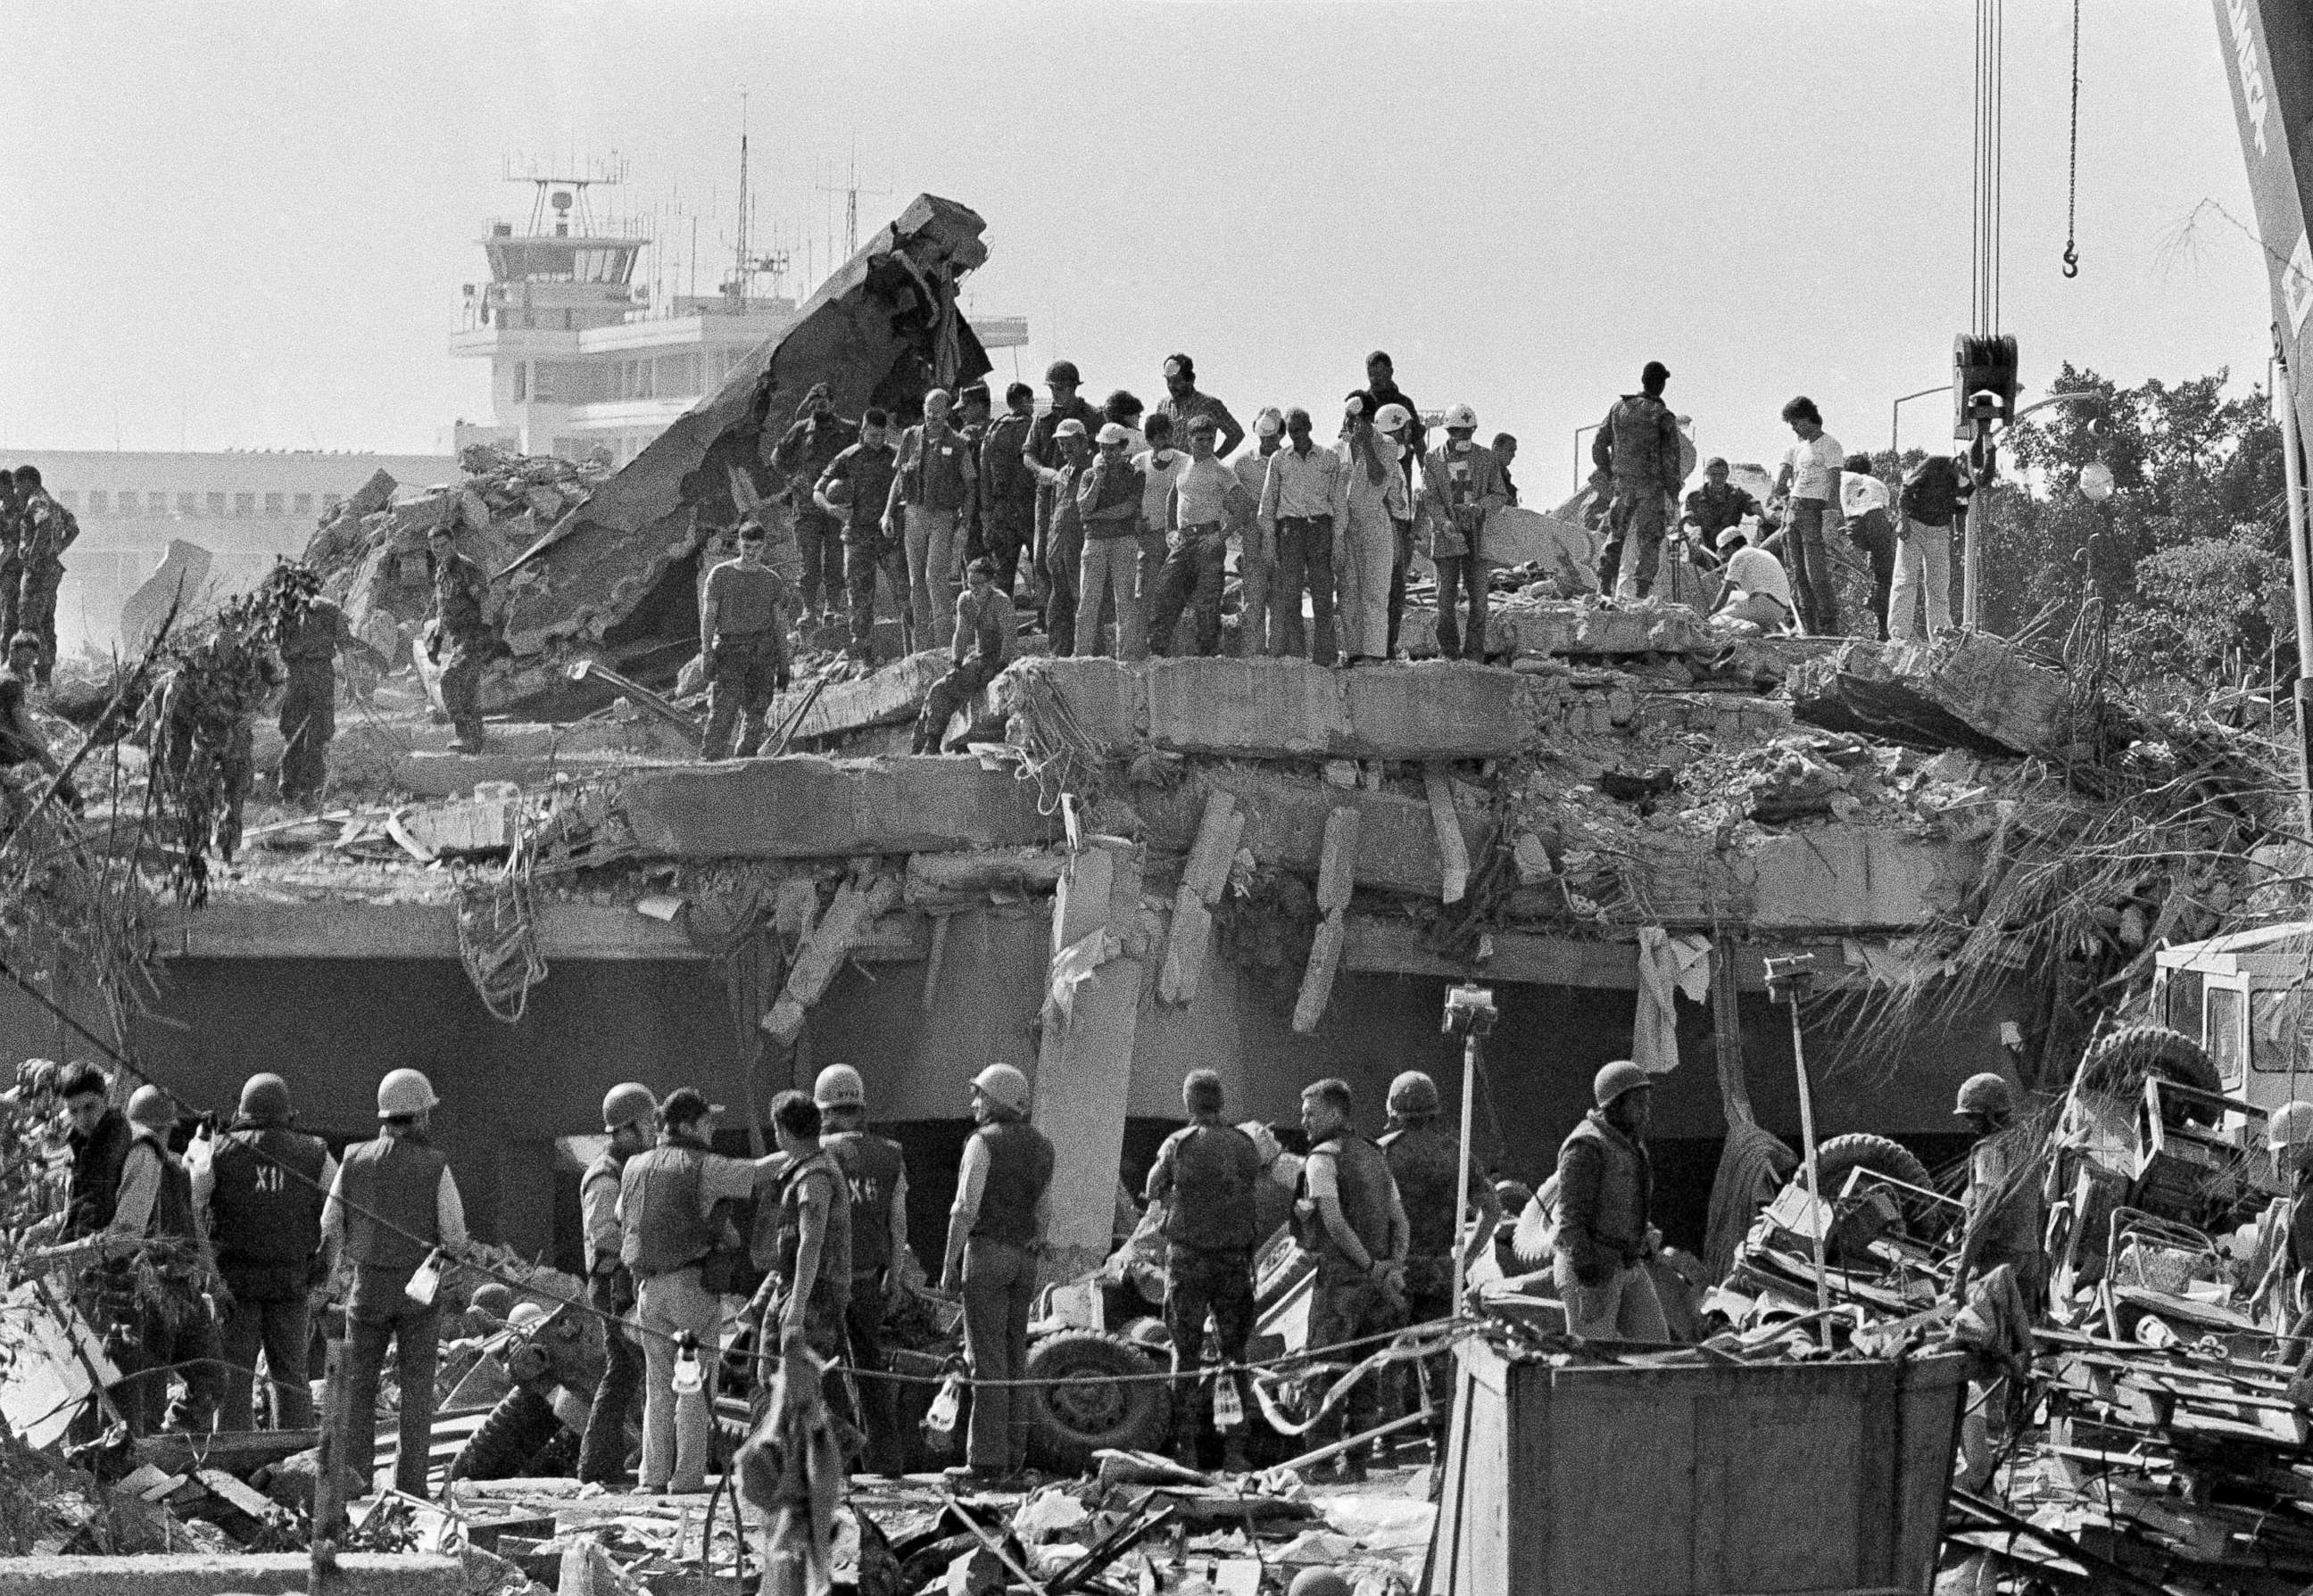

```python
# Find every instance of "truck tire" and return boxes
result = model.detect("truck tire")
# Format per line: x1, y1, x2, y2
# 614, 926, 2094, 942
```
2076, 1024, 2220, 1100
1022, 1329, 1172, 1473
446, 1385, 563, 1482
1809, 1133, 1934, 1200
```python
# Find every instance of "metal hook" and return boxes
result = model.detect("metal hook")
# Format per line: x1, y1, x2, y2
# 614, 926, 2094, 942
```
2061, 244, 2080, 279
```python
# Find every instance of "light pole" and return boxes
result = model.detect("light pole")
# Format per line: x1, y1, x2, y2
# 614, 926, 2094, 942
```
1888, 385, 1947, 457
1963, 388, 2107, 631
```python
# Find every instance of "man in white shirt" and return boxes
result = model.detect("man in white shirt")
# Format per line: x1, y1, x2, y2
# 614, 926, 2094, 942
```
1770, 396, 1845, 634
1133, 415, 1191, 631
1708, 525, 1795, 633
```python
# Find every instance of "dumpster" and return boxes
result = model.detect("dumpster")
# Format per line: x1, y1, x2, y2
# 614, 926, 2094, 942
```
1427, 1343, 1969, 1595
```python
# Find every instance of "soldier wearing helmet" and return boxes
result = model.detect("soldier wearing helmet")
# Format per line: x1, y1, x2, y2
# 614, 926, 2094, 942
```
748, 1091, 852, 1388
815, 1063, 910, 1476
1144, 1070, 1263, 1471
1293, 1076, 1410, 1483
1416, 405, 1512, 661
1379, 1070, 1501, 1457
574, 1082, 655, 1484
269, 560, 380, 803
940, 1063, 1054, 1484
1554, 1062, 1670, 1342
326, 1068, 470, 1496
1950, 1071, 2044, 1309
1592, 360, 1688, 600
197, 1072, 336, 1431
2259, 1103, 2313, 1308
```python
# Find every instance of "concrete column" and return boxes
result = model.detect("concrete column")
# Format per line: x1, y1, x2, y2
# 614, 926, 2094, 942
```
1033, 838, 1146, 1283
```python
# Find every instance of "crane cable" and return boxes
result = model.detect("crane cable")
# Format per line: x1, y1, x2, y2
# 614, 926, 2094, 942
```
1970, 0, 2005, 334
2063, 0, 2082, 278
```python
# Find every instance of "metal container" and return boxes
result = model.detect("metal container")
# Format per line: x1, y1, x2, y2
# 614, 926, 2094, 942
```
1427, 1342, 1969, 1595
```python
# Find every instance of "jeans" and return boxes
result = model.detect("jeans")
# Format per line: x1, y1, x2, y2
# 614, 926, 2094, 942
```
915, 657, 999, 754
793, 510, 843, 615
1076, 536, 1145, 660
904, 505, 963, 649
1849, 516, 1897, 640
1043, 522, 1082, 657
1717, 591, 1792, 632
1598, 484, 1669, 598
1431, 554, 1488, 660
344, 1284, 440, 1497
982, 509, 1033, 605
1304, 1270, 1404, 1461
579, 1272, 642, 1484
844, 1281, 905, 1476
219, 1294, 312, 1431
701, 633, 787, 760
1144, 529, 1228, 657
1889, 519, 1953, 640
1271, 516, 1337, 664
961, 1236, 1036, 1471
1164, 1245, 1254, 1454
1785, 498, 1844, 635
845, 537, 913, 658
637, 1267, 723, 1493
1554, 1256, 1669, 1342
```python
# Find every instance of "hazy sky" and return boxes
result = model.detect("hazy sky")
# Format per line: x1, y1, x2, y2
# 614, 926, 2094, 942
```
1, 1, 2279, 493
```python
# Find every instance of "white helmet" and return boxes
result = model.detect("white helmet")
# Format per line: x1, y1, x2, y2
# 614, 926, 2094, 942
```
1445, 403, 1478, 431
814, 1063, 866, 1111
1373, 403, 1413, 436
972, 1063, 1032, 1117
2271, 1100, 2313, 1150
377, 1068, 439, 1119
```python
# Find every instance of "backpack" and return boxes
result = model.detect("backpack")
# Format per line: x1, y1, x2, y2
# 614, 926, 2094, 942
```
1900, 457, 1962, 526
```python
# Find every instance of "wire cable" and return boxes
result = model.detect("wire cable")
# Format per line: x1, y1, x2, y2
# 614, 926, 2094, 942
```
2062, 0, 2082, 278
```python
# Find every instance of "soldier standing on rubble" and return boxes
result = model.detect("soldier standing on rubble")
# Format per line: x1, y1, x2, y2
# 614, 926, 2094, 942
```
978, 384, 1040, 604
1294, 1078, 1408, 1483
1145, 1070, 1261, 1472
815, 1064, 909, 1476
769, 385, 859, 633
1770, 396, 1846, 635
618, 1087, 756, 1495
1554, 1062, 1670, 1341
750, 1090, 852, 1375
1029, 418, 1094, 656
940, 1063, 1053, 1485
1950, 1073, 2045, 1311
197, 1072, 335, 1431
913, 558, 1012, 756
1024, 361, 1105, 611
1417, 405, 1511, 661
579, 1083, 656, 1486
1592, 362, 1687, 600
698, 521, 794, 761
887, 389, 978, 652
1379, 1071, 1500, 1458
12, 467, 78, 685
269, 563, 374, 805
424, 525, 494, 753
327, 1068, 471, 1498
1144, 415, 1253, 657
816, 409, 908, 664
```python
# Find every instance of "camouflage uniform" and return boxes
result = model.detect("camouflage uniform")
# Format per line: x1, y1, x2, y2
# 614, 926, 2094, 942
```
427, 549, 493, 748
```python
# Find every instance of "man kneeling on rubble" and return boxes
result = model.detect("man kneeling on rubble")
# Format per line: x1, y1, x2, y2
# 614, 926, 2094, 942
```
1554, 1063, 1670, 1342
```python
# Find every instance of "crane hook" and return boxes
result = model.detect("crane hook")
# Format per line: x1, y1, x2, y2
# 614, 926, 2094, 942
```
2061, 244, 2080, 279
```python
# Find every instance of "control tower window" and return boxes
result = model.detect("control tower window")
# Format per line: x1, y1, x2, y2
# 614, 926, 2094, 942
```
208, 493, 228, 517
87, 492, 108, 515
265, 493, 286, 515
178, 493, 198, 516
235, 493, 255, 518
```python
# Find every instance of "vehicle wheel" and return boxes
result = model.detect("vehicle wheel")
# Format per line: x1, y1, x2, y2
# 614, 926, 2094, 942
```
2076, 1024, 2220, 1100
1810, 1133, 1934, 1200
447, 1385, 562, 1482
1023, 1329, 1172, 1473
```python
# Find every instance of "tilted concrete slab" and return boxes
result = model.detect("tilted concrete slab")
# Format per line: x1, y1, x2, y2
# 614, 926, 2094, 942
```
1790, 633, 2077, 757
618, 756, 1059, 857
767, 650, 950, 744
0, 1554, 462, 1596
1748, 824, 1984, 931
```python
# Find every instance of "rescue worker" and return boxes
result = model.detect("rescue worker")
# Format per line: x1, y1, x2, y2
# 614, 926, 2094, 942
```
1074, 423, 1148, 660
1491, 1179, 1535, 1281
887, 389, 978, 650
326, 1068, 471, 1498
618, 1087, 756, 1495
424, 525, 493, 752
12, 467, 78, 685
54, 1085, 225, 1436
816, 410, 907, 663
750, 1090, 851, 1377
1681, 458, 1762, 550
1231, 408, 1286, 656
197, 1071, 334, 1430
1336, 398, 1409, 666
579, 1082, 655, 1486
815, 1063, 909, 1477
1293, 1077, 1408, 1483
1360, 353, 1426, 658
1143, 1070, 1261, 1472
2267, 1101, 2313, 1279
1378, 1071, 1500, 1455
939, 1063, 1053, 1484
1770, 395, 1847, 635
1416, 405, 1511, 661
1592, 361, 1687, 600
911, 557, 1010, 756
698, 520, 794, 761
1949, 1072, 2045, 1310
1028, 418, 1095, 656
768, 385, 860, 632
58, 1063, 131, 1239
1554, 1062, 1670, 1341
1144, 415, 1253, 658
1022, 361, 1106, 625
978, 383, 1040, 602
1491, 434, 1521, 508
269, 563, 372, 804
1154, 353, 1247, 462
0, 632, 64, 789
1257, 407, 1347, 664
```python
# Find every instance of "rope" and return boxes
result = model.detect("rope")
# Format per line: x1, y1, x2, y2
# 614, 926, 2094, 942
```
2062, 0, 2082, 278
451, 827, 547, 1024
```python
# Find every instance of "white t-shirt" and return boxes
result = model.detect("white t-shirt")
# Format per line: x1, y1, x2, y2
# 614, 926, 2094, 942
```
1726, 544, 1794, 610
1784, 433, 1844, 501
1133, 448, 1189, 533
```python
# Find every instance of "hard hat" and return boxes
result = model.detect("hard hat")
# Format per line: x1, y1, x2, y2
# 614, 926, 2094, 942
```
2271, 1101, 2313, 1149
237, 1072, 293, 1126
1123, 1316, 1172, 1352
377, 1068, 440, 1119
1593, 1061, 1654, 1108
814, 1063, 866, 1112
1387, 1071, 1440, 1119
126, 1084, 178, 1131
1288, 1572, 1353, 1596
1045, 360, 1082, 386
972, 1063, 1032, 1118
1096, 422, 1132, 447
505, 1301, 548, 1331
1373, 402, 1413, 435
1953, 1072, 2014, 1119
1495, 1179, 1535, 1213
468, 1283, 516, 1320
1254, 407, 1284, 438
1444, 402, 1479, 431
1054, 418, 1089, 441
601, 1082, 657, 1132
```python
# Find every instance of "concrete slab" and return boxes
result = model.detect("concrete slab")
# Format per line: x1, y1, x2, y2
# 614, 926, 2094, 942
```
1749, 825, 1984, 930
1134, 767, 1482, 898
618, 756, 1060, 857
767, 650, 949, 744
1337, 662, 1558, 758
0, 1554, 462, 1596
994, 656, 1142, 755
1144, 657, 1347, 757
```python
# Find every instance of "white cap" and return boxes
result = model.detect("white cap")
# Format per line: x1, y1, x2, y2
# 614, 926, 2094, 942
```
1254, 408, 1283, 438
1096, 422, 1132, 447
1054, 418, 1088, 440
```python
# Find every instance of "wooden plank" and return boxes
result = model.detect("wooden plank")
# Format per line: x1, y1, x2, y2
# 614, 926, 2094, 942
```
1422, 766, 1470, 906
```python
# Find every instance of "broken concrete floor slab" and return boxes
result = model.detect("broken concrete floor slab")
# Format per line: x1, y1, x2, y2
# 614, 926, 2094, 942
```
618, 755, 1060, 857
0, 1554, 463, 1596
1132, 765, 1486, 900
1790, 633, 2078, 757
